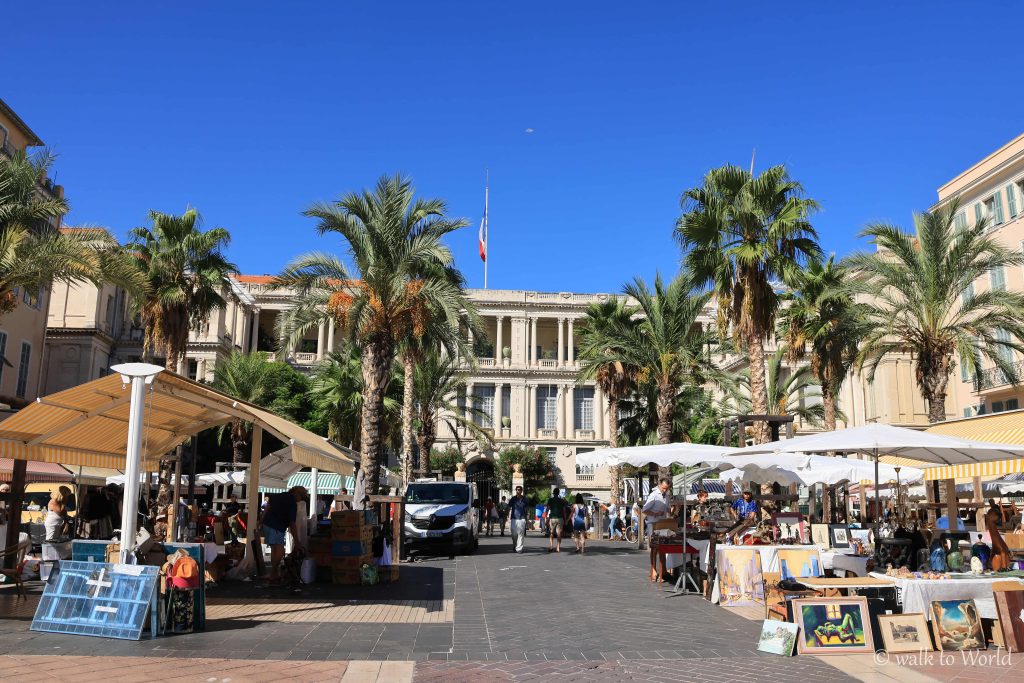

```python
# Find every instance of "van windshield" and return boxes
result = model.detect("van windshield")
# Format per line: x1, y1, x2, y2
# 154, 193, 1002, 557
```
405, 484, 469, 505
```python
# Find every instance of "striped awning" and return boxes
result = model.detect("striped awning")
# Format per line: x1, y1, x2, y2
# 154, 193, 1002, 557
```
0, 458, 73, 484
921, 412, 1024, 480
260, 471, 356, 494
0, 371, 355, 474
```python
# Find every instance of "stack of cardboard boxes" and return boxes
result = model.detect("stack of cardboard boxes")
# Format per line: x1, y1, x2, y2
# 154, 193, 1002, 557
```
330, 510, 376, 584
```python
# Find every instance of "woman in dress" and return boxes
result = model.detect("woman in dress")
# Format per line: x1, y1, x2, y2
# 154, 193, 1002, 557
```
43, 486, 73, 559
570, 493, 590, 554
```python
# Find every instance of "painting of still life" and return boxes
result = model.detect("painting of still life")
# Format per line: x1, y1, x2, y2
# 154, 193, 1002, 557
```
716, 548, 765, 607
793, 597, 874, 655
929, 600, 985, 651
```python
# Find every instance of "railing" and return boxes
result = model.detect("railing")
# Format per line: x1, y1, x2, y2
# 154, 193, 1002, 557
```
575, 473, 595, 482
538, 428, 557, 438
575, 430, 595, 440
537, 358, 558, 368
476, 357, 495, 367
292, 352, 318, 364
973, 359, 1024, 391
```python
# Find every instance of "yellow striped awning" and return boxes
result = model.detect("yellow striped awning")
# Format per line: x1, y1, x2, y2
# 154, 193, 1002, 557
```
0, 370, 355, 475
921, 412, 1024, 480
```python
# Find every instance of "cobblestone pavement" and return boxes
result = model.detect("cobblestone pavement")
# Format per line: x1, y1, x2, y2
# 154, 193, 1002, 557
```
2, 533, 1020, 681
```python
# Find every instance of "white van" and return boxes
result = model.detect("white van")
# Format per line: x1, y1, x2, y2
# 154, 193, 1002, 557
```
402, 481, 478, 558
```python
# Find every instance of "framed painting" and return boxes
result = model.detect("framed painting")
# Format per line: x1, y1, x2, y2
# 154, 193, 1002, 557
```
810, 524, 830, 548
929, 600, 985, 652
716, 547, 765, 607
757, 619, 798, 656
877, 613, 933, 653
828, 524, 851, 549
777, 548, 823, 580
994, 587, 1024, 653
849, 528, 871, 547
772, 513, 807, 543
793, 597, 875, 655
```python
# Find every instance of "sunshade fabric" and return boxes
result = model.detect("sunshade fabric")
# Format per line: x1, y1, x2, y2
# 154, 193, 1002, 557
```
728, 423, 1024, 465
575, 442, 731, 468
920, 413, 1024, 479
0, 458, 72, 483
720, 454, 922, 486
0, 371, 355, 474
259, 471, 355, 494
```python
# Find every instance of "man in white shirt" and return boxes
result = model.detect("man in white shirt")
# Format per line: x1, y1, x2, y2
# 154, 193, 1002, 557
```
606, 500, 619, 540
642, 477, 673, 581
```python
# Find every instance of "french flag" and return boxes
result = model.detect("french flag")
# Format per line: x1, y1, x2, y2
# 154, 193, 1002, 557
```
478, 213, 487, 262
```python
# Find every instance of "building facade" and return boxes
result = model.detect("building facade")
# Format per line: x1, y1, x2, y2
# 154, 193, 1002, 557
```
935, 133, 1024, 418
0, 97, 64, 406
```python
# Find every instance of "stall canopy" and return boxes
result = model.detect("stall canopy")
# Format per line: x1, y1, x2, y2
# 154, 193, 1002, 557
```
0, 371, 355, 474
719, 454, 922, 487
921, 411, 1024, 480
576, 442, 731, 469
0, 458, 71, 484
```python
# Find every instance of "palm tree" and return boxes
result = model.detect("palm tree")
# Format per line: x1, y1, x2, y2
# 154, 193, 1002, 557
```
846, 198, 1024, 422
577, 298, 638, 502
731, 348, 832, 428
310, 343, 368, 448
618, 380, 715, 447
0, 150, 146, 319
127, 208, 236, 371
777, 255, 868, 430
274, 174, 472, 494
411, 351, 493, 478
677, 164, 821, 442
211, 351, 278, 463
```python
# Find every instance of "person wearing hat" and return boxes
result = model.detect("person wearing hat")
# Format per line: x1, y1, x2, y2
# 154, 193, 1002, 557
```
729, 490, 760, 522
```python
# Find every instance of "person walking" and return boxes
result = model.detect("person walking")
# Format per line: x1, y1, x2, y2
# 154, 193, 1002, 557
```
544, 488, 568, 553
570, 493, 590, 554
484, 497, 496, 536
497, 496, 510, 536
607, 499, 622, 540
508, 486, 528, 553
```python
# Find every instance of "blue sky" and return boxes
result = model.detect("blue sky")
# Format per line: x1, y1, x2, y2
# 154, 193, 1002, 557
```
6, 2, 1022, 293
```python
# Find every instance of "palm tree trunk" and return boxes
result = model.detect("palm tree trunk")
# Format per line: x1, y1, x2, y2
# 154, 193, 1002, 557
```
747, 333, 771, 444
360, 338, 393, 495
401, 351, 415, 487
655, 382, 673, 481
925, 371, 949, 423
822, 384, 838, 432
607, 394, 621, 503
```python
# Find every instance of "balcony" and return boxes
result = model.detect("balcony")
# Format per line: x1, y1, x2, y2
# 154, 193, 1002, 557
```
538, 428, 557, 438
973, 359, 1024, 392
537, 359, 558, 368
476, 357, 495, 367
292, 352, 318, 365
575, 473, 595, 482
575, 429, 595, 440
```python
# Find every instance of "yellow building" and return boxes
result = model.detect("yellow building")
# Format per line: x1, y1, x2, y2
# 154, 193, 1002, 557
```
0, 97, 64, 406
934, 133, 1024, 418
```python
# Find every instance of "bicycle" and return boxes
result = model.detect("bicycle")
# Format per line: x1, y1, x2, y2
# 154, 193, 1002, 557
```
624, 522, 638, 544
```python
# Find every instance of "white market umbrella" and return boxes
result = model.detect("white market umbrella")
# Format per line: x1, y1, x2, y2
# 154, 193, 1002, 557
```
724, 452, 923, 487
576, 442, 731, 469
729, 423, 1024, 530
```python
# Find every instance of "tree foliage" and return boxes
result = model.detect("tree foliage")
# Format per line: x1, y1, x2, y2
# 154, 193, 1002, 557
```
495, 446, 555, 492
428, 447, 464, 477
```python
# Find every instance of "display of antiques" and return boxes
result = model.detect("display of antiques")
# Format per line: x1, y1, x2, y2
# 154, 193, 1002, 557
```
929, 599, 986, 652
876, 613, 933, 653
757, 619, 798, 656
771, 513, 807, 544
716, 547, 765, 607
792, 597, 875, 655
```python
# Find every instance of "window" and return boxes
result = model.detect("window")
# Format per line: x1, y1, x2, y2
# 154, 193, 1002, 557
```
545, 447, 557, 467
536, 385, 558, 429
0, 331, 6, 384
574, 387, 595, 431
996, 328, 1014, 365
960, 338, 976, 382
954, 211, 967, 232
991, 266, 1006, 291
961, 281, 974, 308
985, 191, 1005, 228
975, 202, 984, 227
825, 604, 841, 620
576, 448, 595, 478
0, 123, 8, 148
104, 295, 116, 332
186, 359, 198, 381
992, 400, 1005, 413
472, 384, 495, 428
1009, 184, 1019, 219
1008, 398, 1020, 411
16, 342, 31, 398
963, 407, 972, 418
501, 385, 511, 420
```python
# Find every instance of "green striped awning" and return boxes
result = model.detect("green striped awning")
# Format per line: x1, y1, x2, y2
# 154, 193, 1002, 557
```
259, 471, 355, 494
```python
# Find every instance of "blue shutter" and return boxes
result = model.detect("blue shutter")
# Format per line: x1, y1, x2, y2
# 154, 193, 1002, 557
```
1008, 185, 1018, 218
962, 281, 974, 307
975, 202, 984, 226
954, 211, 967, 232
994, 190, 1006, 224
992, 266, 1006, 291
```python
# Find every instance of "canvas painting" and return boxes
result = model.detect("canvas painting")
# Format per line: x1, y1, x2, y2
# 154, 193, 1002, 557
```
716, 548, 765, 607
810, 524, 831, 548
794, 597, 874, 655
877, 613, 932, 653
777, 548, 823, 580
994, 589, 1024, 653
829, 524, 850, 549
757, 619, 798, 656
849, 528, 871, 547
929, 600, 985, 652
772, 513, 807, 543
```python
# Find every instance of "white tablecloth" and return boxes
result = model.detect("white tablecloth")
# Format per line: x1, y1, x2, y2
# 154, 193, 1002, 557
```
869, 571, 1024, 620
664, 542, 831, 573
829, 553, 873, 577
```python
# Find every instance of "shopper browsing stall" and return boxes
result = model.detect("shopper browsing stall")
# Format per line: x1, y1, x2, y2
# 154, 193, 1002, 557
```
262, 485, 307, 583
643, 477, 673, 581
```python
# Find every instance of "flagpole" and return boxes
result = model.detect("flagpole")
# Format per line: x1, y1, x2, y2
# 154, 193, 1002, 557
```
484, 169, 489, 289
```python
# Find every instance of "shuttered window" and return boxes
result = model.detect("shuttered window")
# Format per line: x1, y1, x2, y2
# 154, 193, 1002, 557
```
975, 202, 984, 226
954, 211, 967, 232
16, 342, 31, 398
1008, 184, 1019, 218
991, 266, 1006, 291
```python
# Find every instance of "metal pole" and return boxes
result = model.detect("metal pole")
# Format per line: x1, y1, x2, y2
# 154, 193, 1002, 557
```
873, 448, 880, 539
310, 467, 319, 520
112, 362, 164, 564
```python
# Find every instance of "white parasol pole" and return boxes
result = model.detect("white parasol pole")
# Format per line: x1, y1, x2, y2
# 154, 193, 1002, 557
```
111, 362, 164, 564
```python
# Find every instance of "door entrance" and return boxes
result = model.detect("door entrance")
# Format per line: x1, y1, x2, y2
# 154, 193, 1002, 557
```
466, 459, 499, 506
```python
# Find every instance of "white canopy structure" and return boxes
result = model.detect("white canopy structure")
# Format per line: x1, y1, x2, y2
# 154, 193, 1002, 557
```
720, 454, 923, 487
576, 442, 731, 469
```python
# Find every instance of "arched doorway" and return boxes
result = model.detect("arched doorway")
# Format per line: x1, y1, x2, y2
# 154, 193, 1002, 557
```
466, 458, 498, 506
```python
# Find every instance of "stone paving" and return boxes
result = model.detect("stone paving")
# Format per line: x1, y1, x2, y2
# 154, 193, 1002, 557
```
1, 533, 1021, 681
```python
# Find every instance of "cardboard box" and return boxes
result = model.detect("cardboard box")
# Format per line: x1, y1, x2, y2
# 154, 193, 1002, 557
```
332, 568, 361, 584
331, 556, 365, 571
331, 540, 365, 557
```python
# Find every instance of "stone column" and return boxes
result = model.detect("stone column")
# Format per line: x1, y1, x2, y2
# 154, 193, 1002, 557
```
465, 382, 475, 430
250, 311, 260, 352
327, 320, 336, 355
494, 382, 504, 432
468, 327, 475, 359
557, 317, 565, 367
556, 385, 565, 439
530, 317, 538, 366
529, 384, 538, 438
567, 318, 575, 365
316, 323, 327, 360
565, 384, 575, 438
495, 316, 504, 363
